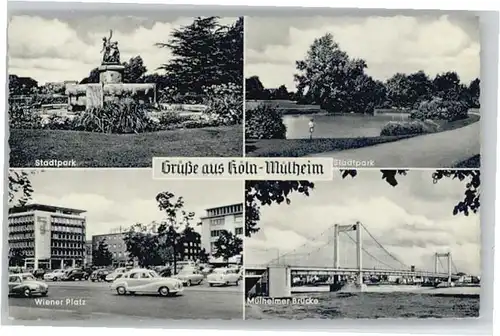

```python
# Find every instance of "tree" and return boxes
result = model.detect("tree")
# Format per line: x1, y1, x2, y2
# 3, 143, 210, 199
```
156, 191, 196, 274
123, 56, 147, 83
246, 76, 266, 100
273, 85, 289, 100
9, 249, 26, 267
294, 33, 372, 113
92, 239, 114, 267
407, 71, 433, 106
245, 170, 480, 237
468, 78, 480, 108
123, 223, 164, 267
245, 103, 287, 139
213, 230, 243, 262
433, 71, 463, 101
9, 170, 36, 208
9, 75, 38, 95
156, 16, 243, 96
80, 68, 100, 84
385, 73, 413, 108
198, 248, 209, 263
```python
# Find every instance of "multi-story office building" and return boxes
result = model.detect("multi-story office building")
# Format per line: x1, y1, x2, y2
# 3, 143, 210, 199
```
92, 232, 129, 267
200, 203, 243, 264
179, 231, 202, 262
8, 204, 86, 270
84, 240, 93, 266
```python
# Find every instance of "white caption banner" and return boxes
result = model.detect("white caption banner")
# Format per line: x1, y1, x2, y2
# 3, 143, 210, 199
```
152, 157, 333, 180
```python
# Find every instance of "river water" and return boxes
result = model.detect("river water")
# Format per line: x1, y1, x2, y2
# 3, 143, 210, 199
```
245, 291, 479, 319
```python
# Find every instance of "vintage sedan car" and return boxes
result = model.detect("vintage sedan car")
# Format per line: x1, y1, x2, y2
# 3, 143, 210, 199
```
111, 269, 183, 297
173, 268, 204, 286
43, 269, 66, 281
90, 269, 110, 282
62, 268, 89, 281
9, 273, 49, 297
105, 267, 127, 282
207, 267, 240, 286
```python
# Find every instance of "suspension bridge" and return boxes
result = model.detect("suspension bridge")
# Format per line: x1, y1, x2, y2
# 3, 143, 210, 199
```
245, 222, 468, 298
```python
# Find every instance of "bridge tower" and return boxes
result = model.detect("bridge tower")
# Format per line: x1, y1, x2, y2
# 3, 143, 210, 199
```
434, 252, 452, 285
333, 222, 364, 289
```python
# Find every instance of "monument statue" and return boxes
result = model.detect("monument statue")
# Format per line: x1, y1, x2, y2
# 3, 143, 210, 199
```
101, 30, 120, 64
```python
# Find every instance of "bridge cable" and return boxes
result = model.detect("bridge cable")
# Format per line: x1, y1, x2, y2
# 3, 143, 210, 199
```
359, 222, 408, 268
343, 232, 400, 270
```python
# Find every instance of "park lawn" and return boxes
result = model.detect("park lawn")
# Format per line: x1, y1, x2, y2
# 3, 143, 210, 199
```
246, 114, 481, 157
453, 154, 480, 168
245, 135, 415, 157
9, 125, 243, 167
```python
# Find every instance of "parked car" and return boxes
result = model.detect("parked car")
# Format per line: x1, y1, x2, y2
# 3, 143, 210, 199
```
105, 267, 127, 282
90, 269, 110, 282
157, 267, 172, 278
111, 269, 183, 297
43, 269, 66, 281
207, 268, 240, 286
9, 273, 49, 297
62, 268, 89, 281
173, 268, 204, 286
32, 269, 46, 280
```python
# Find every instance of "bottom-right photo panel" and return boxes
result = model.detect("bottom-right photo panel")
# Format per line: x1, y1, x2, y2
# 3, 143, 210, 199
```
244, 169, 480, 319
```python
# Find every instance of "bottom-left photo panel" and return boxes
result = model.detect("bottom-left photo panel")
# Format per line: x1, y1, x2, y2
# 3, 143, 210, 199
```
6, 169, 244, 321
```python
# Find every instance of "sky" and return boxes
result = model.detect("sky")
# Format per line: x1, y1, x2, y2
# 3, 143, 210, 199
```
8, 11, 238, 85
245, 170, 481, 275
14, 169, 243, 240
245, 14, 481, 90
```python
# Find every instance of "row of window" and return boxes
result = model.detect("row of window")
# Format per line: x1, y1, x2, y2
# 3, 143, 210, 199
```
9, 233, 34, 239
52, 242, 84, 248
52, 250, 84, 257
52, 233, 84, 241
52, 225, 85, 233
8, 215, 34, 224
210, 227, 243, 237
235, 227, 243, 235
206, 204, 243, 217
51, 217, 85, 226
10, 242, 34, 248
8, 225, 34, 233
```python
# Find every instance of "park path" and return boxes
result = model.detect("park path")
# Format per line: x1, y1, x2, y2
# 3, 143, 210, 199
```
307, 116, 480, 168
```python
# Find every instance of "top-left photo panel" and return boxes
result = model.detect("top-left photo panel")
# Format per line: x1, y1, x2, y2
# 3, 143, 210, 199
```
7, 7, 244, 168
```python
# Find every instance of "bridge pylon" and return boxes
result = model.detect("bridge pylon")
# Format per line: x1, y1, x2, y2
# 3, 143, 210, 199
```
333, 222, 365, 289
434, 252, 452, 285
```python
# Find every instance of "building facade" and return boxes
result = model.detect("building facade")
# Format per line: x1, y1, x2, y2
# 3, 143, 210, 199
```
200, 203, 243, 264
92, 232, 129, 267
84, 240, 93, 266
178, 231, 202, 262
8, 204, 86, 270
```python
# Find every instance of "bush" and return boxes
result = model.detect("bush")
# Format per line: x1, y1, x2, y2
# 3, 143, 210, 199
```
182, 119, 220, 129
8, 103, 43, 129
203, 83, 243, 125
380, 120, 431, 136
74, 101, 156, 134
246, 103, 287, 139
158, 112, 192, 126
410, 97, 469, 122
43, 115, 80, 131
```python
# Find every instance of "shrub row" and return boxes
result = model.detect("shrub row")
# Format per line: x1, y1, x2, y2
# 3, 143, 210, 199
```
380, 120, 440, 136
245, 103, 287, 139
410, 97, 469, 122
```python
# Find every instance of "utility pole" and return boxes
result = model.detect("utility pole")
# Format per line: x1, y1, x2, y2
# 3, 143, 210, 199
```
333, 224, 339, 268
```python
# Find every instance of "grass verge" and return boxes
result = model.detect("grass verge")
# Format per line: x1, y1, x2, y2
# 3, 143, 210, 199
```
9, 126, 243, 167
246, 114, 480, 157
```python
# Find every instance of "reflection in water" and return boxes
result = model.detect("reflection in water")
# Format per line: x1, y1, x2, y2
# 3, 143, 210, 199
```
283, 114, 410, 139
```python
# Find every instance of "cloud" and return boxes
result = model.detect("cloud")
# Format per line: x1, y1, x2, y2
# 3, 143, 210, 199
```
245, 172, 480, 275
8, 15, 238, 84
246, 14, 480, 90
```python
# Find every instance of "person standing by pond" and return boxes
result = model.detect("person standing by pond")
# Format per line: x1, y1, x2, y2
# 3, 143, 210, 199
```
308, 117, 315, 139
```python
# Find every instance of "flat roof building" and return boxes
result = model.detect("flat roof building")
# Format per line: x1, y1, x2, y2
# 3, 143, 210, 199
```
8, 204, 87, 270
200, 203, 243, 264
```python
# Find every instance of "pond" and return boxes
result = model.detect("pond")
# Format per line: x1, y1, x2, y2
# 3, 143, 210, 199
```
283, 113, 410, 139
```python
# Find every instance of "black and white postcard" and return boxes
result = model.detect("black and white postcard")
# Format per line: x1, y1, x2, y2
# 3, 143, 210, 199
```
8, 9, 243, 167
7, 169, 244, 321
244, 170, 480, 319
244, 14, 481, 168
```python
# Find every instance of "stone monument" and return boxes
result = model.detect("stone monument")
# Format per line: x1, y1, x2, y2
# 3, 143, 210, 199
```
66, 29, 156, 111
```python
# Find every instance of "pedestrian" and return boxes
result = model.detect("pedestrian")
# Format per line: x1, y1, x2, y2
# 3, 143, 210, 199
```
308, 117, 315, 139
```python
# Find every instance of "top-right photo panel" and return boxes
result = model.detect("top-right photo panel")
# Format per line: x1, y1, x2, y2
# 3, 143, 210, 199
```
244, 13, 480, 168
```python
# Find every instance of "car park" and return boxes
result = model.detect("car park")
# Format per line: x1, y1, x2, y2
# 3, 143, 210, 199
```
111, 269, 183, 297
9, 273, 49, 297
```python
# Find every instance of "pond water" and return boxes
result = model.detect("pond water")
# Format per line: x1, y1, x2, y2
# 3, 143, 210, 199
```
283, 113, 410, 139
